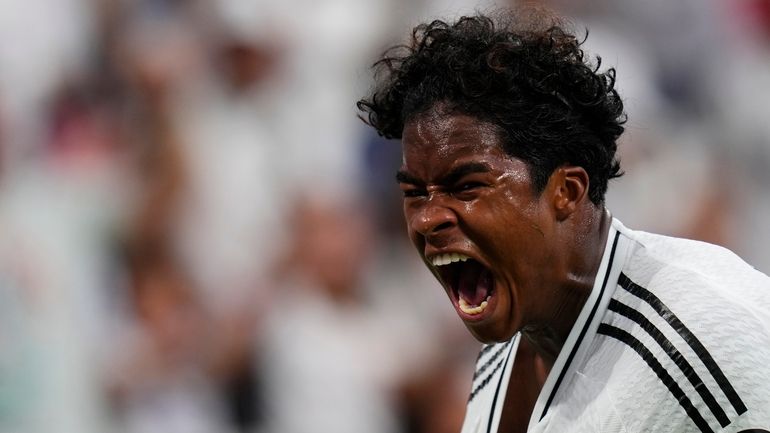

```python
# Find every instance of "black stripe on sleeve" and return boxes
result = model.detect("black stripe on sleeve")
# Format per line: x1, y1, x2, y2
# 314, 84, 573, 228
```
476, 343, 495, 360
618, 273, 747, 415
487, 339, 515, 433
598, 323, 715, 433
473, 342, 511, 381
538, 231, 620, 421
468, 354, 507, 402
608, 299, 730, 427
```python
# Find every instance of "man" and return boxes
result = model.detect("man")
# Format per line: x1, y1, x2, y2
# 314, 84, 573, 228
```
358, 11, 770, 433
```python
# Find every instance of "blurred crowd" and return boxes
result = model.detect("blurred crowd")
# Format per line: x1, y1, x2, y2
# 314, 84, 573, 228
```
0, 0, 768, 433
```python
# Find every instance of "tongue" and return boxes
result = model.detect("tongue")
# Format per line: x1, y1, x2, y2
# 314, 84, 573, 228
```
457, 263, 493, 306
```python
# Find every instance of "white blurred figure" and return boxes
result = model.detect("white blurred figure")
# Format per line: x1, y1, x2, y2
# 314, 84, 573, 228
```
104, 246, 234, 433
0, 12, 107, 429
172, 0, 400, 324
0, 6, 133, 425
260, 196, 410, 433
0, 120, 127, 433
171, 33, 287, 317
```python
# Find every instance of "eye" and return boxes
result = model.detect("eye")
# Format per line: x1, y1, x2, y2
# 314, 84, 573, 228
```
456, 181, 483, 191
401, 187, 427, 198
451, 181, 485, 199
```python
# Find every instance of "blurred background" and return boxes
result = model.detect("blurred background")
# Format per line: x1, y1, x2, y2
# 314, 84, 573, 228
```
0, 0, 768, 432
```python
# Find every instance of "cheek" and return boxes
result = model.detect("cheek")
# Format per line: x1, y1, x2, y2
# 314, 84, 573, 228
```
465, 196, 544, 259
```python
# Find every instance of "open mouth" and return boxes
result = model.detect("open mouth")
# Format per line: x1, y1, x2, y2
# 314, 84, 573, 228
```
431, 253, 495, 318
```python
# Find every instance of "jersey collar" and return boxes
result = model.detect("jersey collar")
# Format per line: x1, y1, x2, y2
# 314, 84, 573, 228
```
528, 217, 630, 427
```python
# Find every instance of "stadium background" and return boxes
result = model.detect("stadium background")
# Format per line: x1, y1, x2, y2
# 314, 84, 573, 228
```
0, 0, 768, 432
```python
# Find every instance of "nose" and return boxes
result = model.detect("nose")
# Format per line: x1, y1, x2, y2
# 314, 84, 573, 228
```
408, 197, 457, 239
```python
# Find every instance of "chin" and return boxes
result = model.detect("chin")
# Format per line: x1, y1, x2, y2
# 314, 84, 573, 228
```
465, 320, 516, 344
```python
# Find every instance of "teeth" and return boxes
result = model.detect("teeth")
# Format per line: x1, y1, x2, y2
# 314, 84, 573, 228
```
458, 296, 491, 315
431, 253, 470, 267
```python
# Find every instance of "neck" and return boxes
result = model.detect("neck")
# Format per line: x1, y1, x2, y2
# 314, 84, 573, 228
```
522, 206, 612, 366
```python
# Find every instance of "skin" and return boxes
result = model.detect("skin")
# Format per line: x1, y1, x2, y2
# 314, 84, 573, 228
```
398, 105, 611, 375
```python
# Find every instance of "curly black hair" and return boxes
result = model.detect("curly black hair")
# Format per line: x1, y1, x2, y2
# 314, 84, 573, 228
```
357, 12, 625, 204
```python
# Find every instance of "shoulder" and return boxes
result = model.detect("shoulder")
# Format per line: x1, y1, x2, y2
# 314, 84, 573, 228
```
617, 225, 770, 324
593, 228, 770, 431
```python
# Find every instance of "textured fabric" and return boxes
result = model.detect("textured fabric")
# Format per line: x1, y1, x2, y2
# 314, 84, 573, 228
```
461, 218, 770, 433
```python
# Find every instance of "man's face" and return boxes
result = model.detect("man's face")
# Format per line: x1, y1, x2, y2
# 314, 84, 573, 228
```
398, 109, 559, 343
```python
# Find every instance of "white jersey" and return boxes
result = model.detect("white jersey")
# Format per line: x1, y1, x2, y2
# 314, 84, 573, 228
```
461, 218, 770, 433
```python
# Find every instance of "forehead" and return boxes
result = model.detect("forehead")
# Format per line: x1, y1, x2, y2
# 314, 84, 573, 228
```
401, 110, 510, 174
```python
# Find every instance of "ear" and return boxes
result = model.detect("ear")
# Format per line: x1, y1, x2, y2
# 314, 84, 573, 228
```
549, 166, 589, 221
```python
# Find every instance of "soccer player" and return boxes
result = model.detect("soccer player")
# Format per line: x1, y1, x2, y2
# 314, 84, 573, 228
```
358, 11, 770, 433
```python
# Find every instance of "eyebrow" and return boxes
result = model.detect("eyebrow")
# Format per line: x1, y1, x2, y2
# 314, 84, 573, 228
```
396, 170, 422, 185
396, 162, 492, 185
